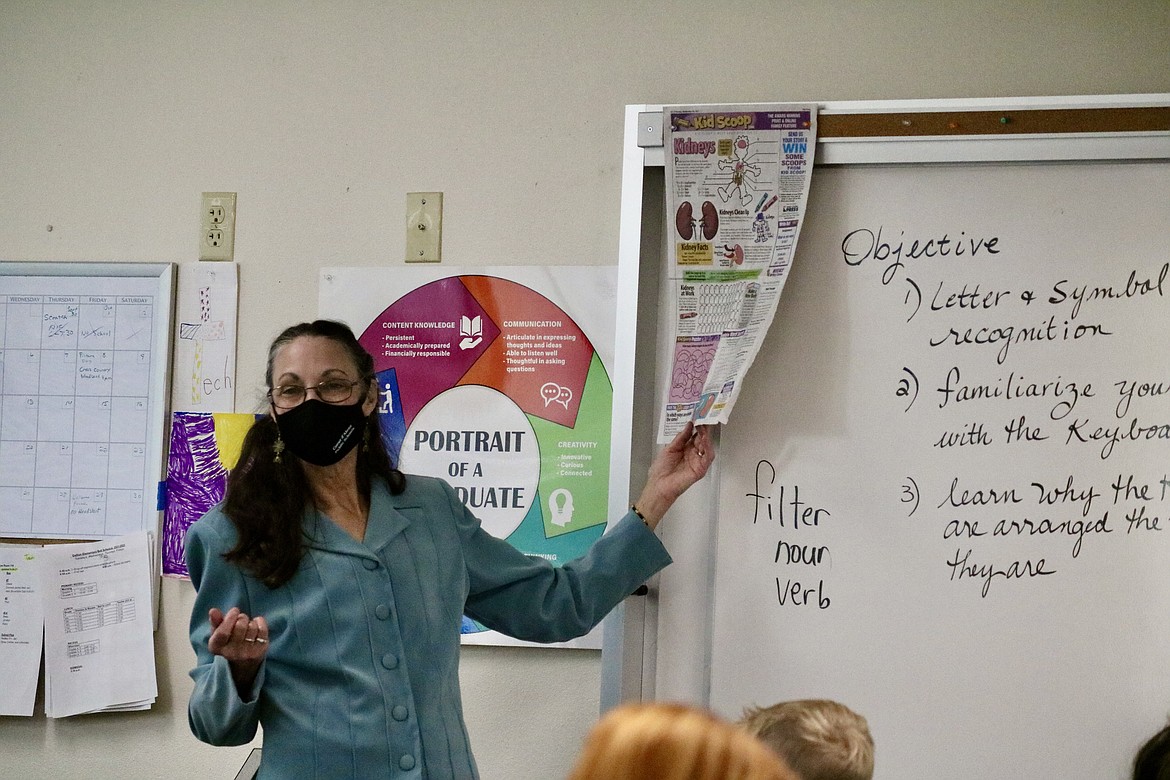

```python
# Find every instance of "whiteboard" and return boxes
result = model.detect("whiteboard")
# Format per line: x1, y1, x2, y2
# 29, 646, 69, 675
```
708, 160, 1170, 778
0, 263, 174, 540
605, 96, 1170, 780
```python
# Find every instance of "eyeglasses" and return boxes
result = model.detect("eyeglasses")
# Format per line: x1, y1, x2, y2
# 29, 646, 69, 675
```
268, 378, 366, 409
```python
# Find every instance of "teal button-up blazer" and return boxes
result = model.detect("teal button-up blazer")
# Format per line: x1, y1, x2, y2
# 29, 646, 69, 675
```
186, 474, 671, 779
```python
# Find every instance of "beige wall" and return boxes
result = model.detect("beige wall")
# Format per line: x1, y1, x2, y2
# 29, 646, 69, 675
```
2, 2, 1168, 778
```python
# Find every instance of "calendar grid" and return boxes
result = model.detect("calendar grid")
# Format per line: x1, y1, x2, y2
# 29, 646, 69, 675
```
0, 265, 171, 540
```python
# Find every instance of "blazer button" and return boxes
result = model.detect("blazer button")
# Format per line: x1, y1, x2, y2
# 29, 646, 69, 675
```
363, 559, 379, 570
375, 604, 391, 620
398, 754, 416, 771
381, 653, 399, 670
392, 705, 409, 721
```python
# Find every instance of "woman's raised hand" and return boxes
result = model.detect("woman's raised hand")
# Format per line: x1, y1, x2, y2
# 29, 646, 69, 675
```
633, 422, 716, 529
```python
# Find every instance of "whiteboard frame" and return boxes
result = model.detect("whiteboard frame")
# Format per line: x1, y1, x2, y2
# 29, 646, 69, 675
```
0, 261, 176, 543
601, 93, 1170, 712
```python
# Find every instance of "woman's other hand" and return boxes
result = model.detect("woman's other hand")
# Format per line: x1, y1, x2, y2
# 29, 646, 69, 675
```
208, 606, 269, 694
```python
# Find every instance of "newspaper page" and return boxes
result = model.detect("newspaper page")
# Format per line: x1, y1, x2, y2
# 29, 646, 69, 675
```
658, 104, 818, 441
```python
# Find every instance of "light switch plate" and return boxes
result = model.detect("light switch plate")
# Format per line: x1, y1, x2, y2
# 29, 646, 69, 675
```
405, 192, 442, 263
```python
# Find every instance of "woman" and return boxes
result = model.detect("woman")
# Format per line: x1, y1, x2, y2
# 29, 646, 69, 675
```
568, 702, 797, 780
185, 320, 715, 779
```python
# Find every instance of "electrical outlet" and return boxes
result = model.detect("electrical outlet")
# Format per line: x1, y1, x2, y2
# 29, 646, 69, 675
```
405, 192, 442, 263
200, 192, 236, 261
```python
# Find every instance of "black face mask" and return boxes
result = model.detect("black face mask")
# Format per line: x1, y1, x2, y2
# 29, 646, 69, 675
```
275, 398, 367, 467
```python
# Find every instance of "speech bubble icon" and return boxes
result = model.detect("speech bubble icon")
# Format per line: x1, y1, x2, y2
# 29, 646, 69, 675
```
540, 382, 573, 410
540, 382, 562, 408
556, 385, 573, 409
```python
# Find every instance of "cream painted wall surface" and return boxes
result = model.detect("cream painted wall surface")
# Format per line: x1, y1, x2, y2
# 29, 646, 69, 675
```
2, 1, 1168, 778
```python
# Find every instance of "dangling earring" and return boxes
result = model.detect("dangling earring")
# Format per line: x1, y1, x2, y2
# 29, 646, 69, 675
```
273, 433, 285, 464
362, 425, 370, 453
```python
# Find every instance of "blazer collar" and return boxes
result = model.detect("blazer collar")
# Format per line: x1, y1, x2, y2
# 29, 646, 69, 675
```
303, 478, 420, 557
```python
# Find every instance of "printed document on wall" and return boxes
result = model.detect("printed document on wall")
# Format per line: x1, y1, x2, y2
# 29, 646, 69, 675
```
41, 531, 157, 717
658, 104, 817, 441
0, 544, 44, 716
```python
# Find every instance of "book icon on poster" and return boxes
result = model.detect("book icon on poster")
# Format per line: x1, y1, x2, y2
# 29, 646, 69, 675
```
459, 315, 483, 350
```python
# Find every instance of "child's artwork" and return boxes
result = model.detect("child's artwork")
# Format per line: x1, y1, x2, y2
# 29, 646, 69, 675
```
162, 412, 257, 577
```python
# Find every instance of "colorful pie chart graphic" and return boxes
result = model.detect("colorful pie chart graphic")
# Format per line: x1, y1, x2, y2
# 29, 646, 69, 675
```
358, 275, 613, 634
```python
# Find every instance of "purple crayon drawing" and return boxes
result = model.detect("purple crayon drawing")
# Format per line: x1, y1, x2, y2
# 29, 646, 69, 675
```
162, 412, 257, 578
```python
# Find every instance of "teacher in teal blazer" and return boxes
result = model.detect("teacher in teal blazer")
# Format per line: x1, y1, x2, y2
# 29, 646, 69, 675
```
185, 320, 715, 779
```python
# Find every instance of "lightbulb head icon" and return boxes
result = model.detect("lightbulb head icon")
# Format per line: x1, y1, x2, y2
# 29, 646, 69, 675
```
548, 488, 575, 527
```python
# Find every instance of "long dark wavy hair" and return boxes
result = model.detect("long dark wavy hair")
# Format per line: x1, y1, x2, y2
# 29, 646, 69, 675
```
1133, 722, 1170, 780
222, 320, 406, 588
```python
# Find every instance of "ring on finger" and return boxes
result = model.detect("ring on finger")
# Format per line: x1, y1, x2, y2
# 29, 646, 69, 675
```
244, 637, 256, 643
